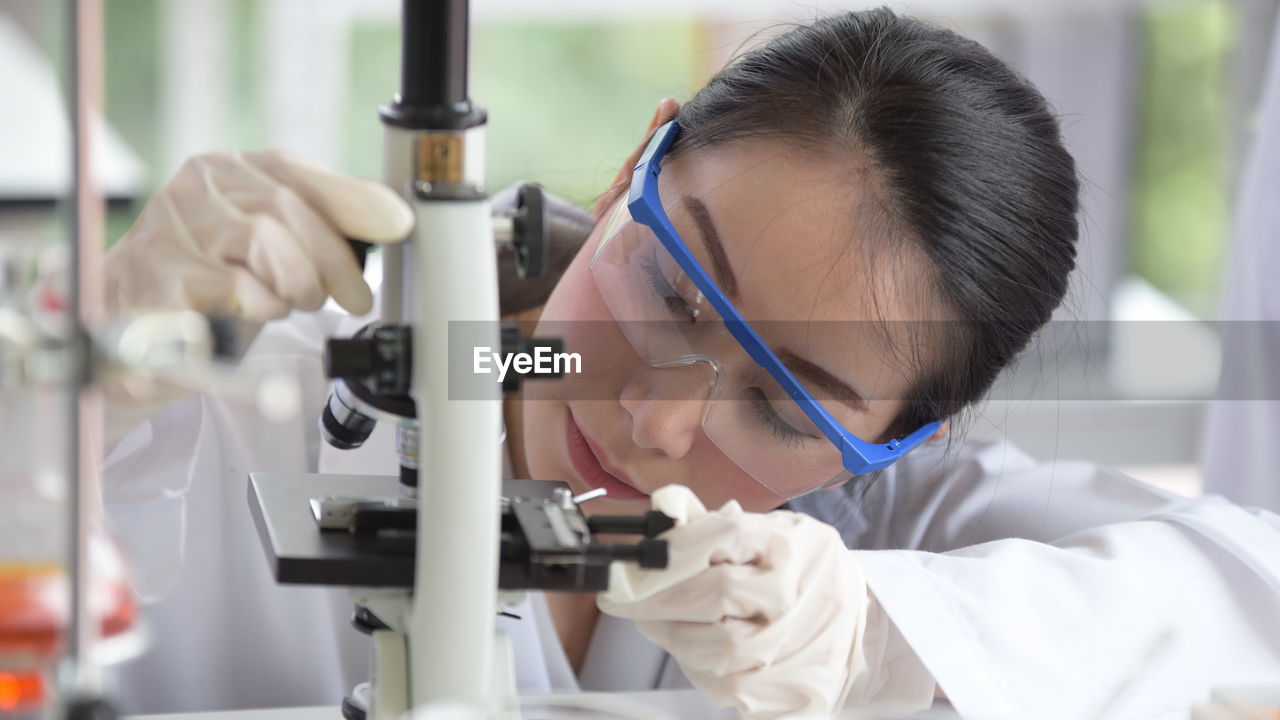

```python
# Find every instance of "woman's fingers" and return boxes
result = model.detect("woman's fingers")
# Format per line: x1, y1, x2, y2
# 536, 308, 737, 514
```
224, 267, 292, 325
200, 151, 394, 316
233, 178, 368, 314
604, 562, 794, 624
171, 260, 290, 325
239, 150, 412, 314
243, 150, 415, 242
637, 615, 783, 676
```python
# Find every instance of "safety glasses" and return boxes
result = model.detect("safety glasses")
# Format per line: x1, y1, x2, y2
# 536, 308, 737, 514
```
589, 120, 941, 498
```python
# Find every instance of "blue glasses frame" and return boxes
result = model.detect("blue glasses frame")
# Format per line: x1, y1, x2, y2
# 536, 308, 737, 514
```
627, 120, 941, 475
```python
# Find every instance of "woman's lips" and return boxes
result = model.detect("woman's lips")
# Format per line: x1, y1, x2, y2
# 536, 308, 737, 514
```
565, 410, 648, 501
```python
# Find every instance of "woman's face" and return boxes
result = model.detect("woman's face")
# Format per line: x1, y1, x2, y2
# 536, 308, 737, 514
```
520, 137, 929, 515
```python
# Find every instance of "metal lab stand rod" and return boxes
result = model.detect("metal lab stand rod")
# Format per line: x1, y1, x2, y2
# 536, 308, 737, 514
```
59, 0, 108, 710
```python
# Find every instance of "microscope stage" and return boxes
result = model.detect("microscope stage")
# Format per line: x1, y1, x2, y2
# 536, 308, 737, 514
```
248, 473, 614, 590
248, 472, 414, 587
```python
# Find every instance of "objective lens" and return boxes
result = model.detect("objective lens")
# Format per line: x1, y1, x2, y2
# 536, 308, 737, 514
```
320, 387, 376, 450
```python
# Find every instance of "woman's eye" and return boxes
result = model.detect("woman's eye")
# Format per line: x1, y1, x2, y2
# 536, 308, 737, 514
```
640, 250, 698, 325
748, 388, 817, 447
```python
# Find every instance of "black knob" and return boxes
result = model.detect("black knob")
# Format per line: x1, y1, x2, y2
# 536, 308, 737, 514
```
588, 511, 676, 537
325, 338, 377, 378
633, 539, 669, 569
597, 539, 669, 569
323, 325, 413, 395
347, 238, 372, 271
512, 182, 548, 279
498, 325, 567, 392
641, 511, 676, 537
207, 314, 244, 359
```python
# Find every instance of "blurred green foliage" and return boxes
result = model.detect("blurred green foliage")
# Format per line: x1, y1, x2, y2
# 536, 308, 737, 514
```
346, 20, 700, 208
104, 0, 159, 177
103, 0, 159, 243
1130, 1, 1236, 317
99, 4, 699, 237
227, 0, 266, 150
99, 0, 288, 242
95, 1, 1240, 313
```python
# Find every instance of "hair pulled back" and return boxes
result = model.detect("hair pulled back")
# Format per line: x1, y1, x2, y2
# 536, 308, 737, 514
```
670, 7, 1080, 436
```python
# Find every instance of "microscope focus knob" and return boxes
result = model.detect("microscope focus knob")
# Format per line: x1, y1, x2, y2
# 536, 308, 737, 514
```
325, 338, 377, 378
596, 539, 669, 570
633, 539, 669, 569
512, 182, 548, 279
323, 325, 413, 396
587, 511, 676, 538
499, 325, 566, 392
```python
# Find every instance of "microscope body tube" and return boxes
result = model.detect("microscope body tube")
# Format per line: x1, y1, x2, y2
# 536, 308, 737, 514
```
377, 0, 502, 711
393, 118, 503, 711
409, 178, 502, 708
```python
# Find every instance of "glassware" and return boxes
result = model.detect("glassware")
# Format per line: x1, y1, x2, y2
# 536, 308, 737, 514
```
0, 241, 137, 718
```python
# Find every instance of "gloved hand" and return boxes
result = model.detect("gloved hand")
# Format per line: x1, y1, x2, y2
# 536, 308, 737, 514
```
101, 150, 412, 446
597, 485, 871, 720
106, 150, 413, 324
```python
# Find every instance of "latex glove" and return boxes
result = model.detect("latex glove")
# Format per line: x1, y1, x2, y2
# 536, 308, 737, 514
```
106, 149, 413, 324
598, 485, 871, 720
101, 150, 412, 446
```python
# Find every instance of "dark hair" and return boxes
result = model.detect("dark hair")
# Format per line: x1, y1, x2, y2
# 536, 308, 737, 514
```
668, 7, 1080, 439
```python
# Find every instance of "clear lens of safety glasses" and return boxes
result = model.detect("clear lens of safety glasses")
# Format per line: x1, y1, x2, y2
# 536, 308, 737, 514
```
590, 201, 852, 498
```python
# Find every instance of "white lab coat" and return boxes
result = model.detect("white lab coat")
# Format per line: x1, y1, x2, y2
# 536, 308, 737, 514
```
102, 296, 1280, 719
1202, 10, 1280, 511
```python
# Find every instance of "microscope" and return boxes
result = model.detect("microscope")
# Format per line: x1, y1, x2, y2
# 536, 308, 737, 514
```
245, 2, 672, 719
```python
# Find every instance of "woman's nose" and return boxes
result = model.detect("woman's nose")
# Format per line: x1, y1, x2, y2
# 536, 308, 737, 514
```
619, 361, 717, 459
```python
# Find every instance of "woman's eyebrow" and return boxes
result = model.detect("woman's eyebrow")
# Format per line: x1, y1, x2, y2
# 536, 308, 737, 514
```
682, 196, 739, 299
682, 196, 868, 413
776, 350, 869, 413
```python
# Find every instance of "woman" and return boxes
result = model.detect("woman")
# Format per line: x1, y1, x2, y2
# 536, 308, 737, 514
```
103, 9, 1280, 719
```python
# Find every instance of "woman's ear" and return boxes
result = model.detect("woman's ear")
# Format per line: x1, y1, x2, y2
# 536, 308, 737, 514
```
929, 419, 950, 443
593, 98, 681, 220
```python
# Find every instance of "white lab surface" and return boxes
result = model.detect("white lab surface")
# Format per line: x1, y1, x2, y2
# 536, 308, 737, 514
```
1202, 10, 1280, 512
